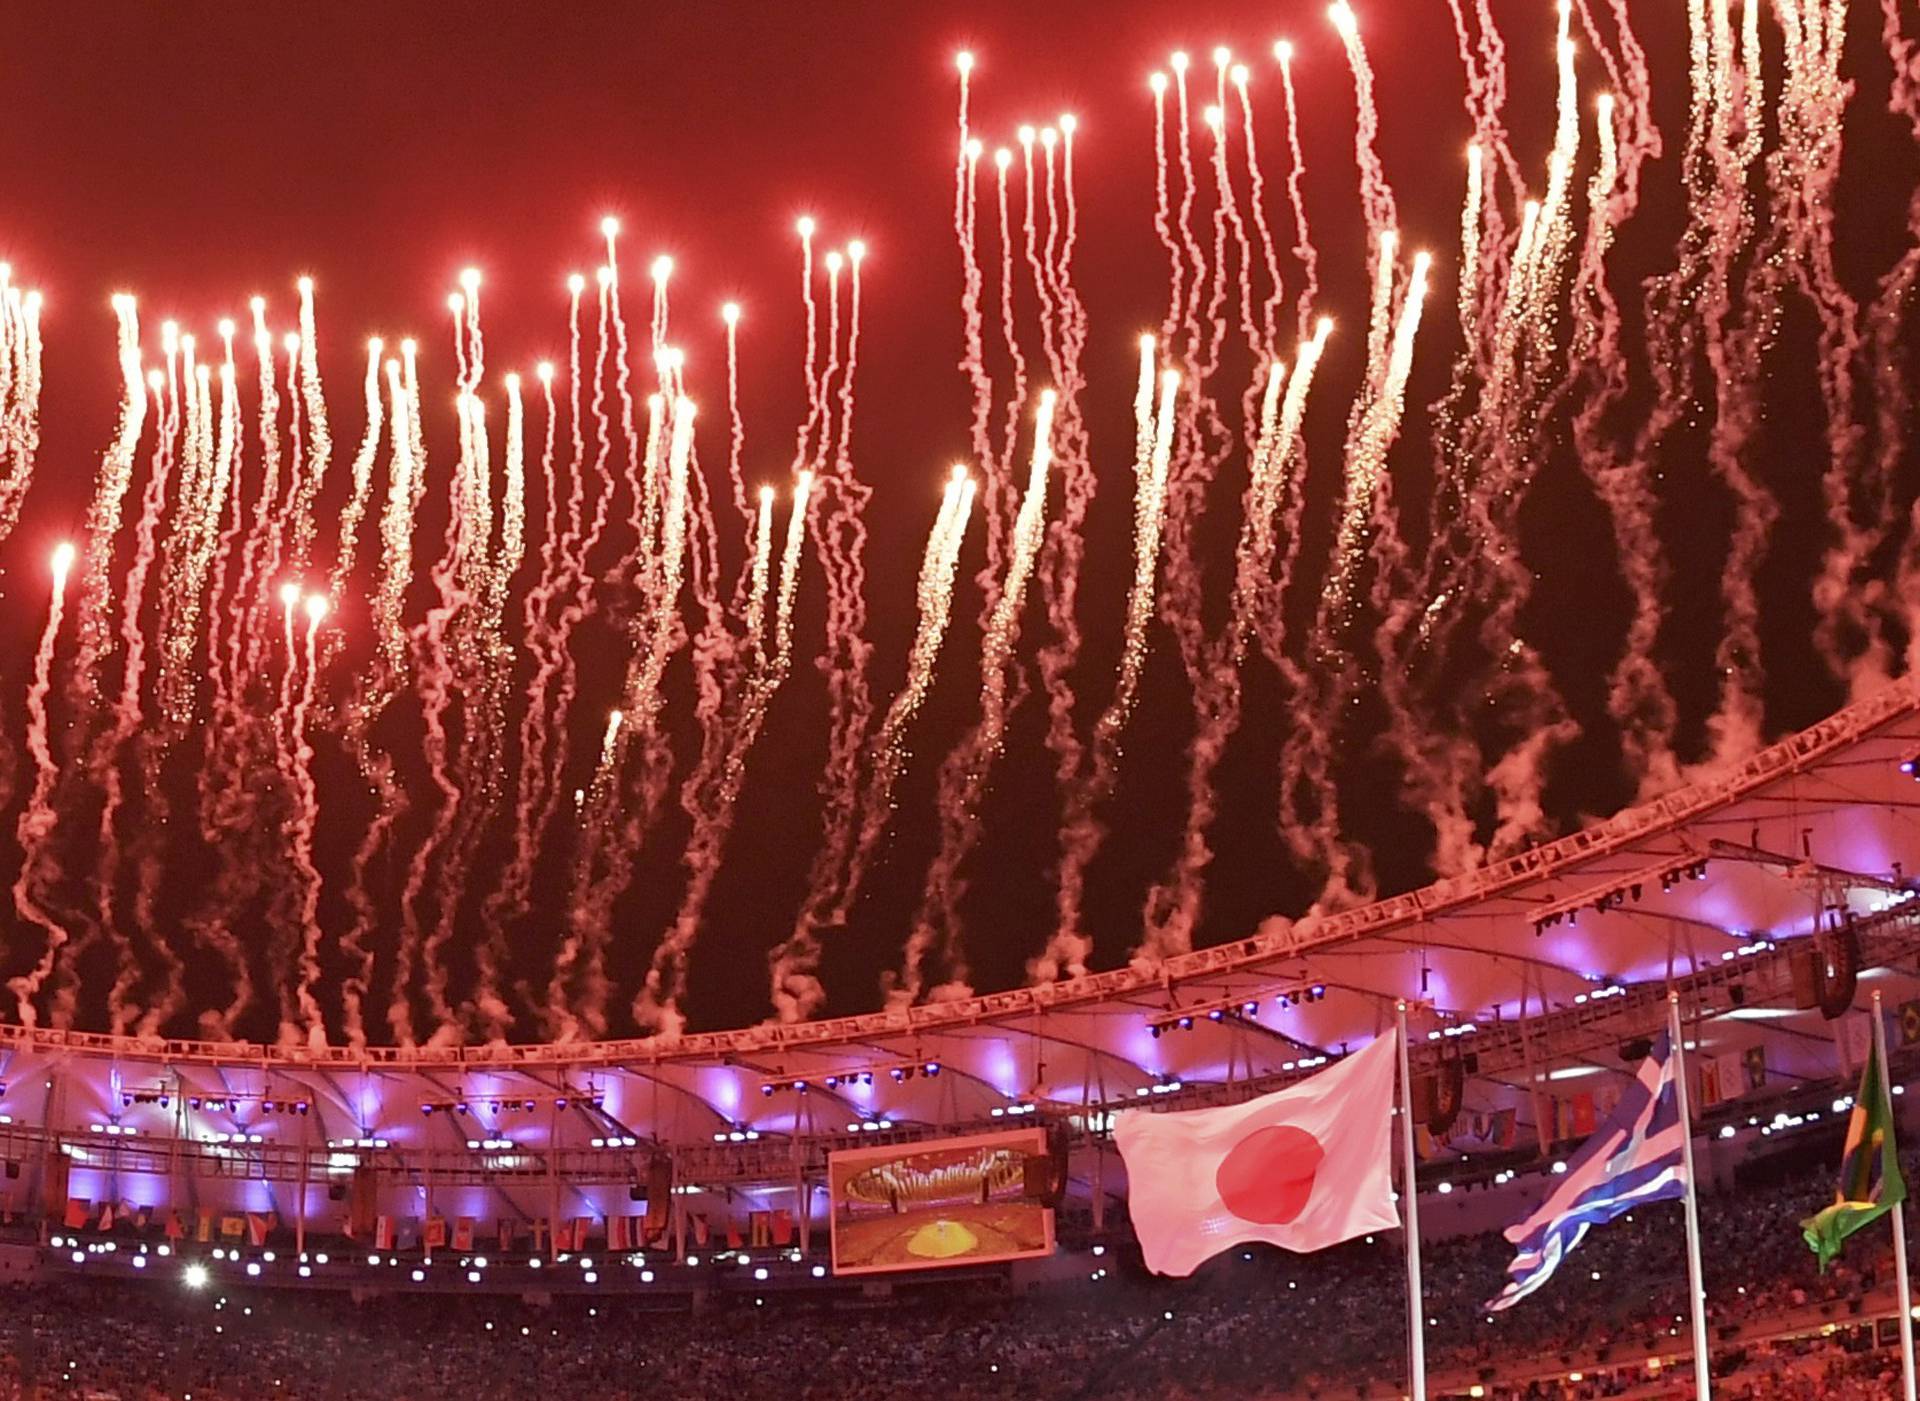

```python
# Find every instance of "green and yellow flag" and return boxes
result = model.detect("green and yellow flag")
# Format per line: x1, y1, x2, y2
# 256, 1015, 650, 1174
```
1801, 1039, 1906, 1270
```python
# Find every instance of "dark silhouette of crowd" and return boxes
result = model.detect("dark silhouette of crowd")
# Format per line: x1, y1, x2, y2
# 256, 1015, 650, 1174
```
0, 1135, 1908, 1400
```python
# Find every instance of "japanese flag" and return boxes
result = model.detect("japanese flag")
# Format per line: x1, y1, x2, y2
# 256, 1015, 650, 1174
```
1114, 1030, 1401, 1277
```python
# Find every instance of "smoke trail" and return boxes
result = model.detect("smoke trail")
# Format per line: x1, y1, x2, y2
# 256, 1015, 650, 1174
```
547, 397, 695, 1041
770, 240, 878, 1024
1232, 65, 1284, 352
1273, 45, 1320, 342
1042, 351, 1176, 980
8, 544, 77, 1027
284, 596, 329, 1048
638, 471, 812, 1037
893, 391, 1054, 1007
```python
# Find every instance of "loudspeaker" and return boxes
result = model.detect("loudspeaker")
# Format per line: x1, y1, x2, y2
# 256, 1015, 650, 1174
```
1816, 916, 1860, 1021
1729, 983, 1747, 1008
628, 1185, 645, 1203
327, 1183, 346, 1202
1789, 946, 1821, 1010
1619, 1036, 1653, 1064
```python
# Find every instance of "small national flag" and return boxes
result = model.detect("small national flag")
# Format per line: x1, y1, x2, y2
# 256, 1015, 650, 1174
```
374, 1215, 396, 1251
1113, 1032, 1400, 1277
63, 1199, 91, 1231
424, 1216, 447, 1250
453, 1217, 475, 1252
496, 1218, 516, 1253
246, 1212, 276, 1247
607, 1215, 632, 1251
1801, 1041, 1906, 1270
1488, 1033, 1687, 1311
1899, 998, 1920, 1049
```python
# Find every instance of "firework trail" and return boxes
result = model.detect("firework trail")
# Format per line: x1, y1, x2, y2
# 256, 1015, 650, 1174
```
1041, 349, 1176, 981
227, 301, 285, 703
285, 595, 329, 1048
1328, 4, 1399, 281
69, 297, 147, 705
549, 396, 695, 1041
0, 273, 44, 548
471, 281, 607, 1041
1232, 63, 1285, 351
8, 544, 77, 1027
770, 236, 877, 1024
1273, 44, 1320, 341
893, 390, 1054, 1007
1149, 71, 1183, 347
1138, 361, 1287, 963
329, 339, 387, 616
639, 470, 812, 1037
953, 54, 997, 501
82, 363, 179, 1033
832, 469, 975, 929
389, 379, 478, 1048
722, 302, 751, 539
286, 277, 332, 576
983, 144, 1027, 585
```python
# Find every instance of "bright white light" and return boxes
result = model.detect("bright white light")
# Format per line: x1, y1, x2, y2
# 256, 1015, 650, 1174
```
184, 1264, 209, 1289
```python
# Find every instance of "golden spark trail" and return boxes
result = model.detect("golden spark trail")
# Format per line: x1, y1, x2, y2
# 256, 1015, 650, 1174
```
833, 468, 975, 929
0, 270, 43, 547
70, 296, 147, 706
287, 277, 332, 576
895, 390, 1054, 1007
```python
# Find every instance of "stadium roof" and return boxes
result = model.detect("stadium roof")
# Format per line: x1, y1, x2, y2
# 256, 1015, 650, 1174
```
3, 680, 1919, 1163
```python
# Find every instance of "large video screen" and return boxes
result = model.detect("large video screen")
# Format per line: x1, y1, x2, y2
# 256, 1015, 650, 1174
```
827, 1126, 1056, 1276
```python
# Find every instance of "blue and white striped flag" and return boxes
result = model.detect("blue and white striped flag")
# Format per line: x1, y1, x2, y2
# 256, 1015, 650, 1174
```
1487, 1032, 1688, 1311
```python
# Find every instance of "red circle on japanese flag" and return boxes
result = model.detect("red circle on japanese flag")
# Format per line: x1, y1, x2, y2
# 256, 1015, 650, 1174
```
1215, 1124, 1326, 1224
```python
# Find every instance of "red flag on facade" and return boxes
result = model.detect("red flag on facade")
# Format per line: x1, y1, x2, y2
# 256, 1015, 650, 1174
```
725, 1219, 744, 1250
374, 1215, 396, 1251
608, 1215, 632, 1251
96, 1202, 116, 1231
771, 1209, 794, 1246
247, 1212, 276, 1246
453, 1217, 475, 1252
424, 1216, 448, 1250
164, 1210, 185, 1242
497, 1218, 516, 1252
62, 1198, 90, 1230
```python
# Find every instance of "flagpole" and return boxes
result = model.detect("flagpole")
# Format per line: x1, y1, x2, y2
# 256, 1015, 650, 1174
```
1666, 993, 1711, 1401
1395, 1001, 1427, 1401
1873, 990, 1917, 1401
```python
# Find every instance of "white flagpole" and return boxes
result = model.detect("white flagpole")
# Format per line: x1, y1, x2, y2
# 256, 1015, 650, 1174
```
1395, 1001, 1427, 1401
1667, 993, 1711, 1401
1873, 990, 1917, 1401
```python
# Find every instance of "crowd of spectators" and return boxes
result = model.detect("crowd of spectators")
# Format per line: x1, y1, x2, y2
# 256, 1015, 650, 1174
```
0, 1136, 1906, 1400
